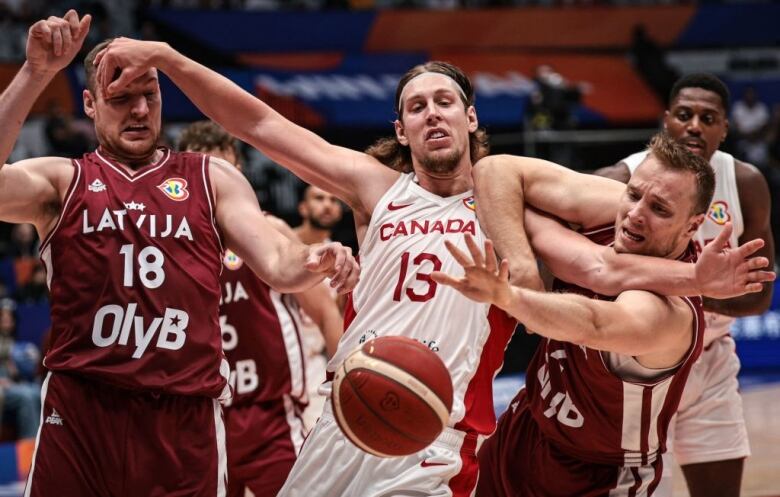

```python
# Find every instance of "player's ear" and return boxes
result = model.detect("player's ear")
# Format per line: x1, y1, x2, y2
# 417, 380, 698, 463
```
466, 106, 478, 133
83, 89, 96, 120
687, 213, 705, 235
662, 110, 671, 131
395, 119, 409, 146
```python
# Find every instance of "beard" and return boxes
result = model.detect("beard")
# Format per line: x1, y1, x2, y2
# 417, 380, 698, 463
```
309, 215, 339, 231
419, 148, 463, 174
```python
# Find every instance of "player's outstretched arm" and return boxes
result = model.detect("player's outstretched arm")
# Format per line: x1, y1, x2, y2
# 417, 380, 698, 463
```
265, 216, 343, 357
211, 158, 359, 294
93, 39, 396, 214
526, 209, 775, 299
431, 234, 693, 360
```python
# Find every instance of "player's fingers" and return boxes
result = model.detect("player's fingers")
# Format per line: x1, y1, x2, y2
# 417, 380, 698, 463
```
49, 20, 63, 56
744, 283, 763, 294
735, 238, 765, 259
444, 240, 473, 268
464, 234, 484, 267
75, 14, 91, 43
430, 271, 462, 288
59, 19, 73, 56
745, 256, 770, 271
498, 259, 510, 282
336, 261, 360, 295
484, 239, 498, 273
707, 222, 732, 252
29, 19, 52, 40
64, 9, 79, 33
748, 270, 776, 284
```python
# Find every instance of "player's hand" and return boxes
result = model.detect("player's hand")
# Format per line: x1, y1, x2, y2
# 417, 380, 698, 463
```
26, 10, 91, 75
695, 223, 776, 299
93, 37, 166, 96
431, 234, 513, 308
304, 242, 360, 294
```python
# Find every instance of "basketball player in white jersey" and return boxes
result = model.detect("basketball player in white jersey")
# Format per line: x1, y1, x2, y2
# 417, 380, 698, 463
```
293, 185, 345, 430
594, 74, 774, 497
92, 39, 772, 496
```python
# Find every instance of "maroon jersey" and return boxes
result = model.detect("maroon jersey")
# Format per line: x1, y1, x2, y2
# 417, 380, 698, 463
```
40, 148, 229, 399
526, 225, 705, 466
219, 250, 306, 407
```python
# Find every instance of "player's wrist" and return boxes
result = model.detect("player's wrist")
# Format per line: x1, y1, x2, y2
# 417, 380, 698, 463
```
20, 60, 57, 82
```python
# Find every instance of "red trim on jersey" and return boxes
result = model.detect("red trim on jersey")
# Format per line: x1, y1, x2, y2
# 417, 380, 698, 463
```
447, 432, 479, 497
453, 306, 516, 435
94, 147, 171, 183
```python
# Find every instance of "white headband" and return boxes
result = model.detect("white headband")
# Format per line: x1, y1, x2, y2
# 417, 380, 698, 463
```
397, 71, 469, 113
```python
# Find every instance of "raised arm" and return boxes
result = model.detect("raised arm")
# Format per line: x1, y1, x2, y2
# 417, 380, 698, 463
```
94, 39, 397, 215
525, 208, 774, 299
703, 161, 775, 316
210, 158, 359, 294
473, 154, 625, 231
0, 11, 90, 231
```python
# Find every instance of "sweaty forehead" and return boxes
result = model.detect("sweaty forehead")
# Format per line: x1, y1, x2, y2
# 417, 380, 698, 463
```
399, 73, 463, 105
671, 87, 725, 113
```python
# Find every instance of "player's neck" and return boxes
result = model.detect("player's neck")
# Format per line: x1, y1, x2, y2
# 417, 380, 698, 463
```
294, 224, 331, 245
98, 146, 163, 171
412, 162, 473, 197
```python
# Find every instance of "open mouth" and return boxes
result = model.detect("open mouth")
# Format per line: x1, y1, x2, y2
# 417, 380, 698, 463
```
622, 227, 645, 243
682, 139, 705, 155
123, 124, 149, 134
425, 128, 449, 142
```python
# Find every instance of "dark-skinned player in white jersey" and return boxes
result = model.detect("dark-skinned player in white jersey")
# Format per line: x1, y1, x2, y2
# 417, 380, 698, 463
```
595, 74, 774, 497
0, 12, 358, 497
93, 34, 772, 496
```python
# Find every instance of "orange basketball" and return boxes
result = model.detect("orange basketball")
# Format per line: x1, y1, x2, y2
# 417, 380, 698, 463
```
331, 336, 454, 457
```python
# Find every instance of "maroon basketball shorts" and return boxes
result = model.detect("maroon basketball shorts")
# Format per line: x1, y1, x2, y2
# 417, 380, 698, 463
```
476, 389, 663, 497
224, 395, 306, 497
25, 372, 226, 497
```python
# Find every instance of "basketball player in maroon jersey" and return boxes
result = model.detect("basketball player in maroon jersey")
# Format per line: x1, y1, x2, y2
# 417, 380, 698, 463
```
179, 120, 343, 496
434, 134, 722, 495
0, 12, 358, 497
92, 36, 777, 496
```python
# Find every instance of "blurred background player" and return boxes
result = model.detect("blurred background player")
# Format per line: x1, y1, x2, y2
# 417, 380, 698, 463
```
0, 12, 358, 497
178, 120, 343, 496
595, 73, 774, 497
293, 184, 344, 430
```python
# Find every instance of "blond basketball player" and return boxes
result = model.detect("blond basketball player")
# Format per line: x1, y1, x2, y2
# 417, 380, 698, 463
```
594, 74, 774, 497
92, 38, 771, 496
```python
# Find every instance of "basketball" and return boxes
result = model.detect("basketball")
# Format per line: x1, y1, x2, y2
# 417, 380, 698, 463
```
331, 336, 454, 458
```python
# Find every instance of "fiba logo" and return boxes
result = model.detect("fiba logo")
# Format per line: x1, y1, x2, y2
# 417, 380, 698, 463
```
157, 178, 190, 201
223, 250, 243, 270
707, 201, 731, 225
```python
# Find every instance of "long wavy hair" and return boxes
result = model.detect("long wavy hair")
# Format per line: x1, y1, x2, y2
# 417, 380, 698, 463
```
366, 61, 489, 172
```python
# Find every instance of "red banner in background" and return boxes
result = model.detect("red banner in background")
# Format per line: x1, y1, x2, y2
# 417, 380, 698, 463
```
0, 65, 75, 116
367, 6, 696, 52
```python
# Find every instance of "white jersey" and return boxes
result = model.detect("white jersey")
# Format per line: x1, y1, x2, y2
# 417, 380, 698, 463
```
623, 150, 743, 344
329, 173, 516, 436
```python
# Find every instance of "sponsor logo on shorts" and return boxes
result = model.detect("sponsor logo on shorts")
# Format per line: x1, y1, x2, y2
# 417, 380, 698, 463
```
88, 179, 106, 193
45, 408, 63, 426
